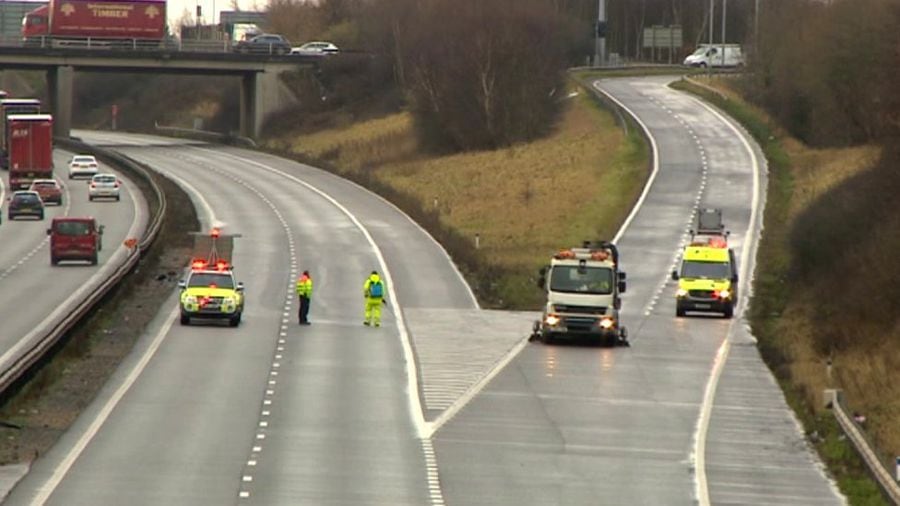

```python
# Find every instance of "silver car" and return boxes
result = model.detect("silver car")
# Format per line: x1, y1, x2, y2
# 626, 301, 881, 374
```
88, 173, 120, 201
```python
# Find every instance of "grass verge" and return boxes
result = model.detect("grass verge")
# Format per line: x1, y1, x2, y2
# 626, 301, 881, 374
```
671, 76, 890, 505
264, 77, 649, 309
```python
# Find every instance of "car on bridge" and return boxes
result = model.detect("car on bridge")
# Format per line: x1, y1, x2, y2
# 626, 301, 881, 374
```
233, 34, 292, 55
291, 41, 340, 56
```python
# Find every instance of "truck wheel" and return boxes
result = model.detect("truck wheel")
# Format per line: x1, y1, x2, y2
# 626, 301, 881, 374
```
91, 253, 98, 265
89, 196, 94, 201
180, 314, 190, 325
51, 256, 58, 266
38, 211, 44, 220
723, 304, 734, 319
676, 305, 686, 317
229, 313, 242, 327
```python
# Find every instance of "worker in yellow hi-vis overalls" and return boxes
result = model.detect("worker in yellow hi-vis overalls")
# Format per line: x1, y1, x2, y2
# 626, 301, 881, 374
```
363, 270, 386, 326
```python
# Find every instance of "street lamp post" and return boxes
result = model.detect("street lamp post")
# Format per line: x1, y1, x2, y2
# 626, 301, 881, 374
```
721, 0, 727, 66
595, 0, 607, 67
708, 0, 714, 78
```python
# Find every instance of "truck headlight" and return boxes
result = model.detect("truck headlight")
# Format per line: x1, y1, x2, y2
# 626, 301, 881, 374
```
599, 317, 615, 329
222, 297, 236, 307
717, 289, 731, 299
183, 295, 198, 305
676, 288, 688, 297
545, 314, 561, 326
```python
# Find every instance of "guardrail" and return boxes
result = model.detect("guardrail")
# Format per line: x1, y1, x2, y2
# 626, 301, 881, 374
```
0, 139, 165, 395
0, 34, 343, 56
826, 389, 900, 504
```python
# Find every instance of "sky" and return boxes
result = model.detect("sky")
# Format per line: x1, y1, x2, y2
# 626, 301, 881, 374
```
166, 0, 269, 28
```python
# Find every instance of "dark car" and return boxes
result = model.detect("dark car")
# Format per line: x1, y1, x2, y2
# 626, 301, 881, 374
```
8, 190, 44, 220
233, 34, 291, 55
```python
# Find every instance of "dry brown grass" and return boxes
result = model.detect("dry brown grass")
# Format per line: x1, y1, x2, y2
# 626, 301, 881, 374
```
267, 84, 647, 289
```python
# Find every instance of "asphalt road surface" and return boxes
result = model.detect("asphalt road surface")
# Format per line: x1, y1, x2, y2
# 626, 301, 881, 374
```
0, 149, 147, 389
430, 76, 844, 506
5, 76, 844, 506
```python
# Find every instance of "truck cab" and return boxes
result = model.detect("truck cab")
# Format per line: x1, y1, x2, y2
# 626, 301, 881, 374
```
532, 242, 628, 346
47, 217, 104, 265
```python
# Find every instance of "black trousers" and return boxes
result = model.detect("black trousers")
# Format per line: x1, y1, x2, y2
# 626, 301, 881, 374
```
299, 295, 310, 323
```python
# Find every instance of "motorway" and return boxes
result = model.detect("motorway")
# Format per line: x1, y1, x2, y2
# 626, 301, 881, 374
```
5, 76, 844, 505
0, 149, 147, 386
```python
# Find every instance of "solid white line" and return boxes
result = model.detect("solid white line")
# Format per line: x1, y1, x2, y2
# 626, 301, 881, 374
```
30, 307, 179, 506
193, 148, 430, 438
679, 86, 761, 506
591, 80, 661, 244
425, 337, 529, 437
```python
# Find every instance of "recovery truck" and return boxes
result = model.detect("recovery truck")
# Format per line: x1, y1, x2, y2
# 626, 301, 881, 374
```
178, 228, 245, 327
22, 0, 166, 48
1, 98, 42, 170
531, 241, 628, 346
671, 209, 738, 318
7, 114, 54, 190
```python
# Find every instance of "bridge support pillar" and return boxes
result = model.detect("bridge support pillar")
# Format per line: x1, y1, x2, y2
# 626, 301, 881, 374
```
239, 72, 262, 139
240, 69, 291, 139
47, 65, 73, 138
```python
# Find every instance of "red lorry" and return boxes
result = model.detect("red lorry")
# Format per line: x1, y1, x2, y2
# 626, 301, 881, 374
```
22, 0, 166, 47
7, 114, 54, 190
1, 98, 42, 170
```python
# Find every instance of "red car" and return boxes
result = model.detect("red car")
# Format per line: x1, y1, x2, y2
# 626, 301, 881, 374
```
29, 179, 63, 205
47, 216, 104, 265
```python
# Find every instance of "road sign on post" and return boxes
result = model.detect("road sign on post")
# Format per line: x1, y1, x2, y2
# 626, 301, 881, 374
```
111, 104, 118, 130
642, 25, 683, 62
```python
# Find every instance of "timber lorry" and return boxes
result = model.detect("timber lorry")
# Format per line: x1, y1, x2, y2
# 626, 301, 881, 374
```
531, 241, 628, 346
1, 98, 41, 169
7, 114, 54, 190
22, 0, 166, 48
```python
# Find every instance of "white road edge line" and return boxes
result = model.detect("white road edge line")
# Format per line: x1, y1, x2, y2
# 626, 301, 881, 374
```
192, 148, 431, 438
428, 80, 663, 437
678, 86, 761, 506
28, 162, 217, 506
591, 80, 661, 244
30, 307, 179, 506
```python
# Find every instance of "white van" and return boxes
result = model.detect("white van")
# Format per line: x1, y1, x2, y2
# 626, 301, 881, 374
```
683, 44, 744, 68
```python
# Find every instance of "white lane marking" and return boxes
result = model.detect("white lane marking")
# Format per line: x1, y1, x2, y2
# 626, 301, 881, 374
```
29, 307, 179, 506
150, 168, 217, 230
246, 150, 479, 308
678, 89, 762, 506
28, 158, 219, 505
592, 80, 661, 244
426, 337, 529, 437
192, 148, 431, 439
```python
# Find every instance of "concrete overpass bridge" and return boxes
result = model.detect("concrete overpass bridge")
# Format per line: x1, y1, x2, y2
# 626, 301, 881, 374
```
0, 47, 316, 138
